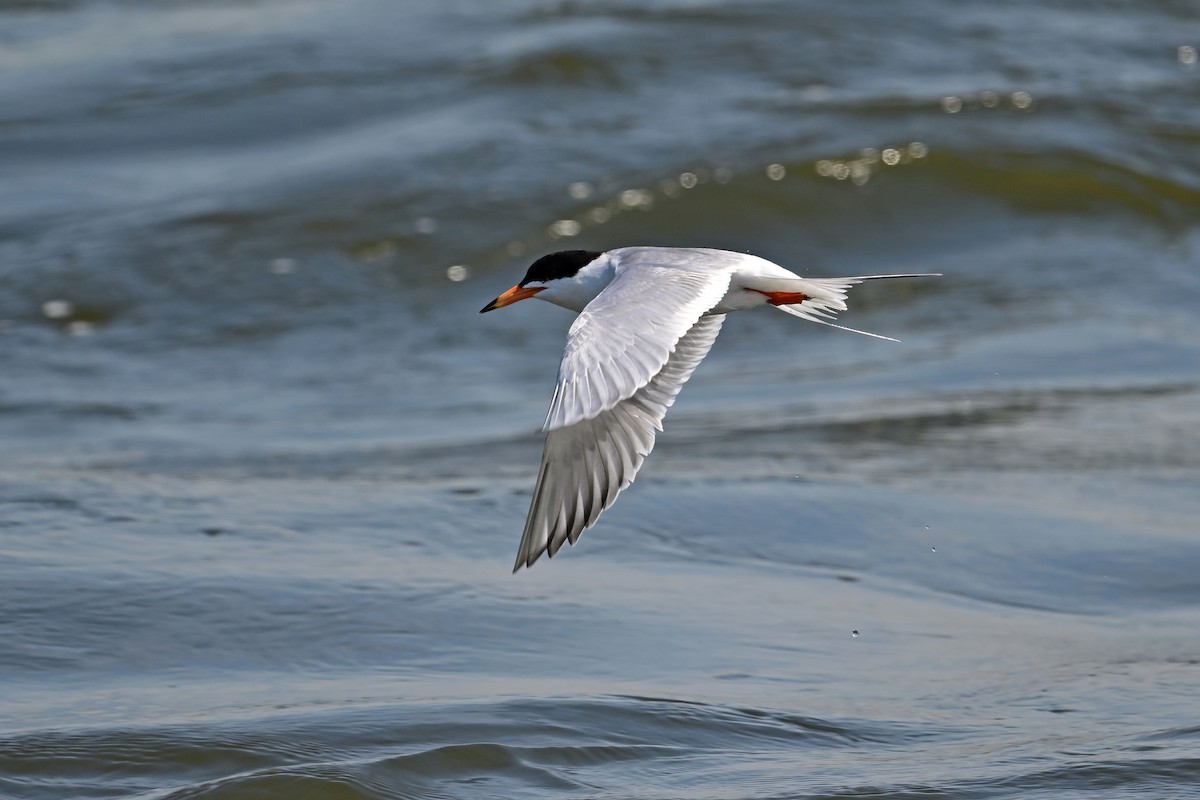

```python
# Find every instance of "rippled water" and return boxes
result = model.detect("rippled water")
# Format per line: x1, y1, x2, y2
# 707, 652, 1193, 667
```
3, 1, 1200, 798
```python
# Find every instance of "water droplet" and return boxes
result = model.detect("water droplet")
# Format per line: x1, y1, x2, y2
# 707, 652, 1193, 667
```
67, 320, 94, 336
588, 207, 612, 224
851, 629, 860, 638
658, 179, 681, 197
980, 90, 1000, 108
881, 148, 901, 166
445, 264, 470, 282
941, 95, 963, 113
815, 160, 834, 176
619, 189, 654, 209
831, 162, 851, 181
907, 141, 929, 158
765, 163, 786, 181
1010, 90, 1034, 110
41, 299, 74, 320
1179, 45, 1197, 65
549, 219, 582, 238
931, 547, 937, 553
924, 525, 931, 531
413, 217, 437, 234
679, 171, 698, 189
567, 181, 593, 200
849, 161, 871, 185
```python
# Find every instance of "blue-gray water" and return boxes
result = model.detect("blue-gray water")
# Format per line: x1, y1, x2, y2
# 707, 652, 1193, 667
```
3, 2, 1200, 798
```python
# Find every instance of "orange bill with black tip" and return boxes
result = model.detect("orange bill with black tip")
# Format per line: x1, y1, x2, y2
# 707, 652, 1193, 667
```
480, 284, 545, 313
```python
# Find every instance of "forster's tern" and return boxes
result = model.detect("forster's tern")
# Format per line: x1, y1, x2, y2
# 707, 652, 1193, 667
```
481, 246, 938, 571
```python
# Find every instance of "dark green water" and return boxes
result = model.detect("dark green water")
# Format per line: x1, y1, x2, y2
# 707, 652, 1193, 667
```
2, 1, 1199, 798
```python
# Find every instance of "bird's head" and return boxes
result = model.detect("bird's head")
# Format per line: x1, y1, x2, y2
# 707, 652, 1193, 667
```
480, 250, 605, 313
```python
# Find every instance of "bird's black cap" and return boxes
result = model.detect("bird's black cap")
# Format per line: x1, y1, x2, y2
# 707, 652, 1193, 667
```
519, 250, 603, 286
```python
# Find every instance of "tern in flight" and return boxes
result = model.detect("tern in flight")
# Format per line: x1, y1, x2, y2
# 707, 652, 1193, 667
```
481, 246, 937, 571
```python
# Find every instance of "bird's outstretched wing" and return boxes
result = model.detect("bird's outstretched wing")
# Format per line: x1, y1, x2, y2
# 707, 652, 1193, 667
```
514, 313, 726, 571
542, 249, 735, 431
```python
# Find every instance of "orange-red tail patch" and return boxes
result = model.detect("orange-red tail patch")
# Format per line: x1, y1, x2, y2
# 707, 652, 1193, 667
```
750, 289, 810, 306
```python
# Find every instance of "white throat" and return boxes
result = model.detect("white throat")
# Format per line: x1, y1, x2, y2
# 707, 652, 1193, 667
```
535, 252, 615, 312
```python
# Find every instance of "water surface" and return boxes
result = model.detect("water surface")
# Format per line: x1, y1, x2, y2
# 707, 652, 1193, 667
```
2, 1, 1199, 798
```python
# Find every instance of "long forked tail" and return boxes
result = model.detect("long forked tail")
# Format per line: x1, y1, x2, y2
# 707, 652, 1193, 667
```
761, 273, 940, 341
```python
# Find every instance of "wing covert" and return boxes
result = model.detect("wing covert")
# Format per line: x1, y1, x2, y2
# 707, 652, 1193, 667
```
543, 250, 734, 431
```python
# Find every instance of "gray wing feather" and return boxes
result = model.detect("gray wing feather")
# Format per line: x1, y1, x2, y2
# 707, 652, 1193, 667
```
513, 314, 726, 571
